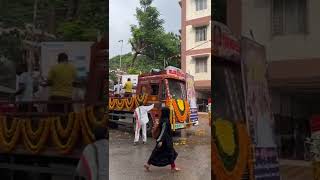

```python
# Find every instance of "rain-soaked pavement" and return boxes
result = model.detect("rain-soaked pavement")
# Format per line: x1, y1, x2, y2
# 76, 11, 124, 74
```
109, 113, 211, 180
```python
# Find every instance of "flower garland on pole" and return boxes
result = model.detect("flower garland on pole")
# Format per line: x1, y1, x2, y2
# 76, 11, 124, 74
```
1, 117, 19, 138
80, 109, 95, 145
212, 118, 254, 180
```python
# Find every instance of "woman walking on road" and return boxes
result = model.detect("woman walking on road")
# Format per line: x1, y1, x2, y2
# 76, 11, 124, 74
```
144, 107, 181, 172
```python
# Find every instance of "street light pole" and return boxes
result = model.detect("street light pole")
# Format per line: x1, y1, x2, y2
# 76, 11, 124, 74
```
118, 40, 123, 70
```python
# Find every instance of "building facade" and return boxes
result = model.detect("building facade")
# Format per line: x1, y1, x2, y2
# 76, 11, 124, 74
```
226, 0, 320, 160
179, 0, 211, 111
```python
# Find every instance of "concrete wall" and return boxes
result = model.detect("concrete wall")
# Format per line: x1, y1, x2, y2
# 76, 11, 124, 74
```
185, 54, 211, 81
186, 0, 211, 21
241, 0, 320, 61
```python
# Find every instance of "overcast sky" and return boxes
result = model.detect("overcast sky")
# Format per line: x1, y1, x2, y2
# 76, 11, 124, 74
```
109, 0, 181, 58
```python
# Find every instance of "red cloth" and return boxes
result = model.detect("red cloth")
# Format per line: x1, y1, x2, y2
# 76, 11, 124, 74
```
311, 115, 320, 132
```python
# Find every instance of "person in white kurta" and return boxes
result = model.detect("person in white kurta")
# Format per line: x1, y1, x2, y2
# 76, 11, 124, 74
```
76, 127, 108, 180
134, 104, 154, 144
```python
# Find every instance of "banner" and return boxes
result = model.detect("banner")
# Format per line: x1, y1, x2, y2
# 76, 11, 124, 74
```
213, 21, 240, 61
255, 147, 280, 180
241, 37, 279, 179
186, 73, 198, 123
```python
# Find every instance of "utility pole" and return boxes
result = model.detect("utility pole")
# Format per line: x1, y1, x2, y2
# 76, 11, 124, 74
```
33, 0, 38, 27
118, 40, 123, 70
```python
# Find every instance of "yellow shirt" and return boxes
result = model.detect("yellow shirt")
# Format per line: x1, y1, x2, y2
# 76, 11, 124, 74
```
48, 63, 77, 98
124, 81, 133, 93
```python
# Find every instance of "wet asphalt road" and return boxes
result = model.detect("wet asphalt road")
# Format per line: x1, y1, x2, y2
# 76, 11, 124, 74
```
109, 113, 211, 180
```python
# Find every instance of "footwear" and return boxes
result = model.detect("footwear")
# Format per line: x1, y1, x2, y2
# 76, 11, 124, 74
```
143, 141, 146, 144
133, 142, 137, 146
171, 167, 181, 172
144, 164, 150, 172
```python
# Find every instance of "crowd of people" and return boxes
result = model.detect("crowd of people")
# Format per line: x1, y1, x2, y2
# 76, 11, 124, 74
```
14, 52, 83, 113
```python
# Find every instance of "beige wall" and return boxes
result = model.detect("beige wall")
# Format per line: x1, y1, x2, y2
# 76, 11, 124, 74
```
186, 22, 211, 51
186, 0, 211, 21
185, 54, 211, 81
241, 0, 320, 61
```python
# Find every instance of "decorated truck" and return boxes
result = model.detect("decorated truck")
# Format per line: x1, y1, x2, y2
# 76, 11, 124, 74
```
109, 66, 198, 135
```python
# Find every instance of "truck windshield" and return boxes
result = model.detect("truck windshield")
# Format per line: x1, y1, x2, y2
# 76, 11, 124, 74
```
167, 79, 186, 99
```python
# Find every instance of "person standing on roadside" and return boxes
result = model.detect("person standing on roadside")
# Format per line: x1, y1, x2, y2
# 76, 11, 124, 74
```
134, 103, 154, 145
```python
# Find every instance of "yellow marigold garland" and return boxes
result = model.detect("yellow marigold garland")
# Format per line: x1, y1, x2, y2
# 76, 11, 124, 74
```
116, 99, 125, 110
109, 98, 116, 110
25, 118, 45, 142
54, 113, 75, 139
87, 107, 107, 127
124, 97, 136, 111
212, 120, 254, 180
1, 116, 19, 138
0, 106, 105, 154
79, 109, 95, 145
171, 99, 190, 123
0, 116, 22, 152
51, 115, 80, 154
22, 118, 51, 154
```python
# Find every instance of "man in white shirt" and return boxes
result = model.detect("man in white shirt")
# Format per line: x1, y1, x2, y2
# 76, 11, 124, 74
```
15, 65, 34, 111
113, 81, 121, 97
134, 103, 154, 145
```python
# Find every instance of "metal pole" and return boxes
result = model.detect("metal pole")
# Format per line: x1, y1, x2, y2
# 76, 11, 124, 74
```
118, 40, 123, 69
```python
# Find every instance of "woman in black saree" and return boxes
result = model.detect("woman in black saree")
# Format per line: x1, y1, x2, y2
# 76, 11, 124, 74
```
144, 107, 181, 172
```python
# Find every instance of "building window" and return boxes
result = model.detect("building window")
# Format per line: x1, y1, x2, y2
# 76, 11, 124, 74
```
272, 0, 307, 35
195, 57, 207, 73
195, 0, 207, 11
195, 26, 207, 42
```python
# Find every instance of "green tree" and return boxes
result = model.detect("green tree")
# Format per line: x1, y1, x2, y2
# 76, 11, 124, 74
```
129, 0, 180, 68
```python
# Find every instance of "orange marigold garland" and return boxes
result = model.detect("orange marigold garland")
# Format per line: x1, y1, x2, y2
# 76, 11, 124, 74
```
124, 97, 136, 111
79, 109, 95, 145
171, 99, 190, 123
51, 114, 80, 154
1, 117, 19, 138
212, 119, 254, 180
135, 94, 148, 106
115, 99, 125, 110
54, 114, 75, 139
22, 118, 51, 154
25, 118, 45, 142
86, 106, 107, 127
0, 116, 22, 152
109, 98, 116, 110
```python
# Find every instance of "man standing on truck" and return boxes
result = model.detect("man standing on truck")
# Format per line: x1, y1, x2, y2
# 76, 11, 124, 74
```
44, 53, 77, 113
134, 103, 154, 145
124, 78, 133, 97
14, 64, 34, 112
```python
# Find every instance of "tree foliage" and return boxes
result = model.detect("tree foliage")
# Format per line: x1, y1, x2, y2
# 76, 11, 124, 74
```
129, 0, 180, 68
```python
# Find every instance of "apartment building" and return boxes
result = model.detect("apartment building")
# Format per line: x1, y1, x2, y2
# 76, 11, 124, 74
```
179, 0, 211, 111
226, 0, 320, 160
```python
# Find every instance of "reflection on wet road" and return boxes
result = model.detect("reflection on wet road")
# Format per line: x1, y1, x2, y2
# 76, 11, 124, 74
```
109, 114, 211, 180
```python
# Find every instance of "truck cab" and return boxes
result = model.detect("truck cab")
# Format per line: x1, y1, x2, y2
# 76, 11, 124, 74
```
109, 67, 197, 134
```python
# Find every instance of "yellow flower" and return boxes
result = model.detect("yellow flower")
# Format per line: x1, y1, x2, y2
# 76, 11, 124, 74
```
177, 99, 185, 111
215, 120, 236, 156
